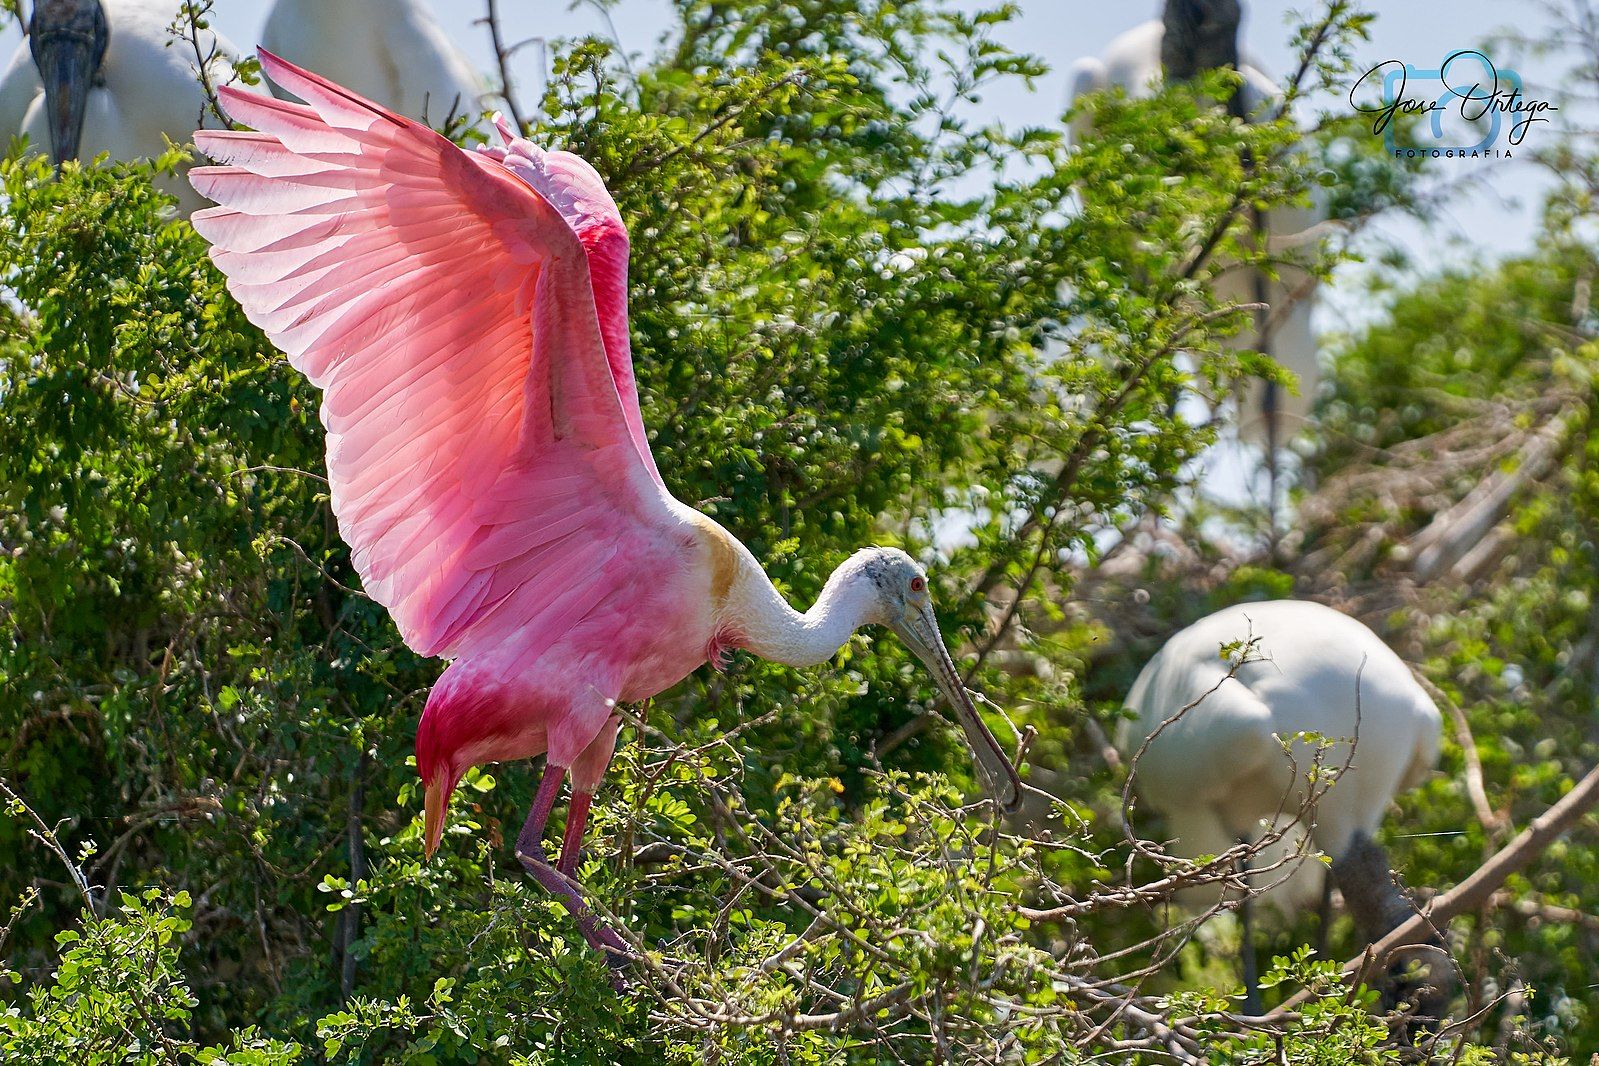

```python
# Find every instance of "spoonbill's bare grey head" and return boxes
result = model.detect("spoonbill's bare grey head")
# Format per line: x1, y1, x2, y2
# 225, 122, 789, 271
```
855, 547, 1022, 812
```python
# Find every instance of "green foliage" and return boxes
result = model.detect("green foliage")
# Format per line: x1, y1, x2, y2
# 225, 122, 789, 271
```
0, 0, 1536, 1061
0, 888, 301, 1064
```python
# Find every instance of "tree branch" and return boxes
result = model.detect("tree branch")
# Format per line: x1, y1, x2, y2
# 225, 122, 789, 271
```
1271, 760, 1599, 1017
478, 0, 528, 132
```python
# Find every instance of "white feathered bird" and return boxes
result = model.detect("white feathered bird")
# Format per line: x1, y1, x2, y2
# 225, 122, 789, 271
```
1067, 15, 1327, 446
0, 0, 243, 211
1121, 599, 1450, 1017
261, 0, 485, 128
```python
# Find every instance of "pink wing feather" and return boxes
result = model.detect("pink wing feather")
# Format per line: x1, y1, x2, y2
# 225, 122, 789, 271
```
191, 51, 670, 663
479, 116, 661, 485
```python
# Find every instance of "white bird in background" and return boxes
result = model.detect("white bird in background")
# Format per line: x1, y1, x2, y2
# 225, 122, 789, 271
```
1121, 599, 1449, 1017
261, 0, 485, 128
0, 0, 243, 211
1066, 10, 1327, 450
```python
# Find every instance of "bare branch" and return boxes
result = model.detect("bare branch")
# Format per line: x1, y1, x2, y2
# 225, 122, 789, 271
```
478, 0, 528, 132
0, 775, 94, 907
1271, 760, 1599, 1017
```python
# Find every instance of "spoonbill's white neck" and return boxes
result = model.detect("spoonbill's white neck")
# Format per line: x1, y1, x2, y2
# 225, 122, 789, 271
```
727, 551, 888, 668
706, 532, 1024, 812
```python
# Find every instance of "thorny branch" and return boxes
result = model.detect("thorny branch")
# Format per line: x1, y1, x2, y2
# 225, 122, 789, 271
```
530, 660, 1429, 1058
0, 775, 93, 908
0, 777, 193, 1056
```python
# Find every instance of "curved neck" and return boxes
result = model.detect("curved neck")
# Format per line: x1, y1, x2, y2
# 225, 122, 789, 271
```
727, 555, 881, 668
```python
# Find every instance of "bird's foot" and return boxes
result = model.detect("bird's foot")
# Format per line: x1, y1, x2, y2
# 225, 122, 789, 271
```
601, 945, 636, 992
516, 846, 638, 988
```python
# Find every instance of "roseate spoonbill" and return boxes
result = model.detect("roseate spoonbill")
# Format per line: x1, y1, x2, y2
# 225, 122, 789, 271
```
1066, 3, 1326, 449
262, 0, 484, 127
0, 0, 243, 209
1122, 599, 1451, 1019
188, 51, 1022, 968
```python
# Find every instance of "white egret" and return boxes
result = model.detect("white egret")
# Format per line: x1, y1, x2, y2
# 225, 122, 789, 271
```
261, 0, 485, 128
1066, 7, 1327, 448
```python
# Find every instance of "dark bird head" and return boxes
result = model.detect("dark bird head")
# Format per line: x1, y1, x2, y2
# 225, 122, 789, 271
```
28, 0, 111, 164
1331, 830, 1458, 1035
1160, 0, 1242, 82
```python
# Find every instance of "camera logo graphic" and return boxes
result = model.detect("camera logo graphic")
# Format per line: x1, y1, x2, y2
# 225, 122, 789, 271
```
1385, 51, 1514, 152
1352, 49, 1553, 157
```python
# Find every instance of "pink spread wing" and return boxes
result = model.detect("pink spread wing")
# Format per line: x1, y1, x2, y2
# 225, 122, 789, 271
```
479, 115, 660, 485
190, 51, 668, 661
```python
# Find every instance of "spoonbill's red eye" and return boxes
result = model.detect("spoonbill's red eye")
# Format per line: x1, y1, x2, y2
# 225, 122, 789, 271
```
910, 576, 926, 593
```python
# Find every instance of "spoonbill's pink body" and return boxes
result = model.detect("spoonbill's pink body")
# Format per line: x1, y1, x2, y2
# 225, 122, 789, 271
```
189, 51, 1020, 968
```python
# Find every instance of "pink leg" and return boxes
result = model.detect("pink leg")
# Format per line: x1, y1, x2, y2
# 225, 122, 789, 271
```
514, 763, 631, 974
518, 763, 565, 848
559, 790, 593, 877
561, 715, 619, 881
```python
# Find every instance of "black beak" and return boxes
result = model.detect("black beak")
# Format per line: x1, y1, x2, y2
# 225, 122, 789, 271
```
29, 0, 110, 165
